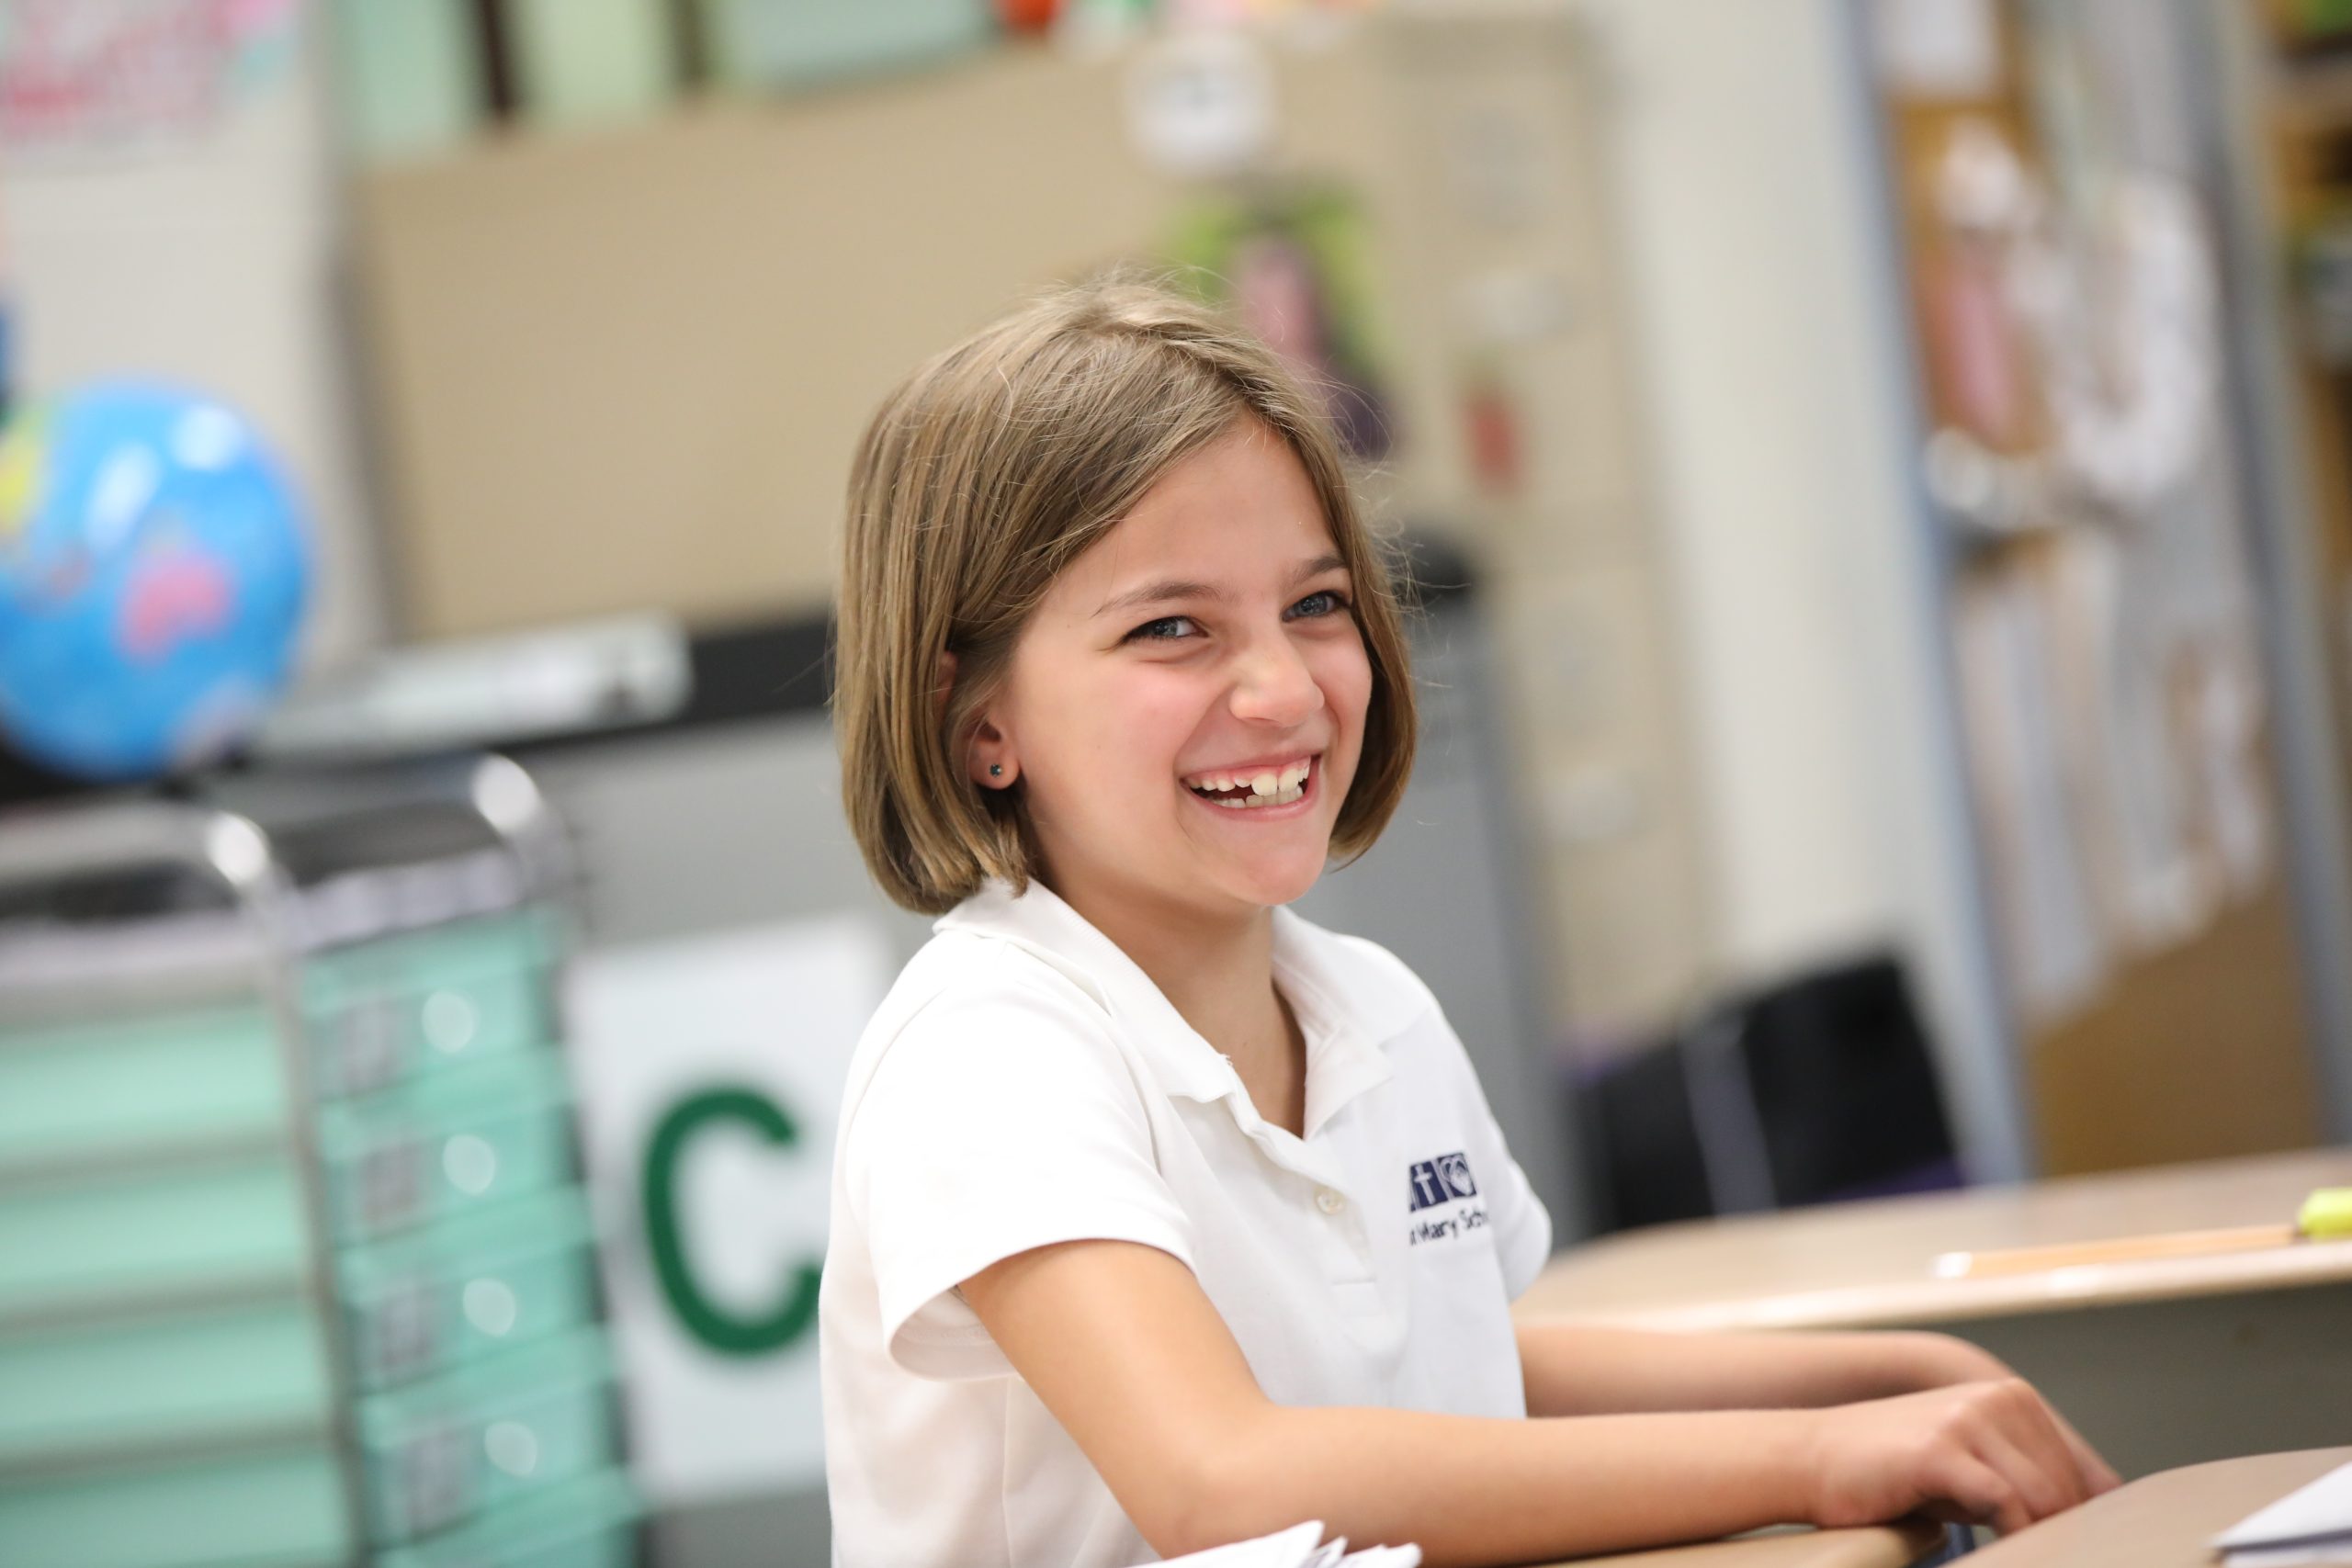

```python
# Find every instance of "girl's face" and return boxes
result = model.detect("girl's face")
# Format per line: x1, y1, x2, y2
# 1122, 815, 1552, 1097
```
973, 419, 1373, 931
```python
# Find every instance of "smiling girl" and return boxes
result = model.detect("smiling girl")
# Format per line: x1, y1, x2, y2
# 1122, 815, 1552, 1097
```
820, 277, 2116, 1568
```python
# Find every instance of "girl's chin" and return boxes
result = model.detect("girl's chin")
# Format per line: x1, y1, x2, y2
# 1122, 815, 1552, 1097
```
1057, 827, 1334, 917
1208, 856, 1328, 910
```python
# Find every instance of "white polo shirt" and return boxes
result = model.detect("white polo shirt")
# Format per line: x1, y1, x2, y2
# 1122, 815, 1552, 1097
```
819, 879, 1553, 1568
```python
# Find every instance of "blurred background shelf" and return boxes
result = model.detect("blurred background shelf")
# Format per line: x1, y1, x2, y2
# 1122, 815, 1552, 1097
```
0, 759, 639, 1567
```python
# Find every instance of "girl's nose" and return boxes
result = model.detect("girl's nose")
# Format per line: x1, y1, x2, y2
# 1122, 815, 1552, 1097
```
1230, 637, 1326, 727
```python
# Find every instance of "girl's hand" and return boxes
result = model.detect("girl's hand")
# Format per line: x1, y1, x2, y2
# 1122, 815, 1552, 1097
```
1798, 1379, 2120, 1537
1894, 1335, 2123, 1499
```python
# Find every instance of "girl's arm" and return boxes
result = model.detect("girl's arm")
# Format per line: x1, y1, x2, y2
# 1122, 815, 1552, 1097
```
1515, 1322, 2120, 1495
1518, 1321, 2011, 1414
961, 1240, 2112, 1566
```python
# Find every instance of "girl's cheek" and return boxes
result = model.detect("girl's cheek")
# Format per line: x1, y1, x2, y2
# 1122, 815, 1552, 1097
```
1312, 640, 1374, 716
1123, 666, 1218, 728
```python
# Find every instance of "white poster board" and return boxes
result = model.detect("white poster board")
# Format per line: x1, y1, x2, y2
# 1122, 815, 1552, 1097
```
1871, 0, 2001, 98
566, 916, 890, 1503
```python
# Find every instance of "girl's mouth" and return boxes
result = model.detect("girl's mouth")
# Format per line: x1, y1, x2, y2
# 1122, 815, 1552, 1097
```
1180, 755, 1314, 810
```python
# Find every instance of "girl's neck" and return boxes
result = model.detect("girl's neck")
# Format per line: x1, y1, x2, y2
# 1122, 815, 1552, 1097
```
1048, 874, 1288, 1065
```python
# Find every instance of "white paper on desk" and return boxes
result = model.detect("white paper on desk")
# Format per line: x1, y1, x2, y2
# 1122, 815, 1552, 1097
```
1134, 1520, 1422, 1568
2222, 1543, 2352, 1567
2215, 1460, 2352, 1551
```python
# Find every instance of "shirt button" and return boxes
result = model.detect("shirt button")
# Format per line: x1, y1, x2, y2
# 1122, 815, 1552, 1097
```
1315, 1187, 1347, 1215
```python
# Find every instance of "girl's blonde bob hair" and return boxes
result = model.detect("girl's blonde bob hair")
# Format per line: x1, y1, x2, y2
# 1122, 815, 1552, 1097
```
834, 275, 1418, 915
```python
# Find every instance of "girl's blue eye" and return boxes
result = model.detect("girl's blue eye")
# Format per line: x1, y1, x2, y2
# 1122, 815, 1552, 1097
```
1127, 615, 1198, 642
1288, 590, 1348, 619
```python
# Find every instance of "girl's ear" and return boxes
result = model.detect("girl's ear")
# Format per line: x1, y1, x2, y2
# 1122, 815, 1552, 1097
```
967, 713, 1016, 788
941, 651, 1019, 788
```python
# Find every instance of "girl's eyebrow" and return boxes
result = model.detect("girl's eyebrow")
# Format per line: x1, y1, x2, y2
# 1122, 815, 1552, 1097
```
1096, 577, 1218, 618
1091, 553, 1348, 620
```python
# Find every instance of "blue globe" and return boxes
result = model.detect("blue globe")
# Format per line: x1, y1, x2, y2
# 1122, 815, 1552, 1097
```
0, 383, 311, 781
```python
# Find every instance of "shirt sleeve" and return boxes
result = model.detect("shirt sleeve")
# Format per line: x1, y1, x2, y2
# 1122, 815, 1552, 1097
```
840, 968, 1195, 1381
1476, 1100, 1554, 1301
1430, 1003, 1554, 1299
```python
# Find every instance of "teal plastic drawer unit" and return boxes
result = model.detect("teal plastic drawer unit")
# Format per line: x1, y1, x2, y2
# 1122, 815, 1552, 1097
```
0, 1002, 288, 1176
318, 1051, 576, 1242
303, 911, 559, 1099
357, 1327, 618, 1546
377, 1468, 640, 1568
341, 1190, 602, 1391
0, 1158, 309, 1326
0, 1301, 333, 1471
0, 1444, 351, 1568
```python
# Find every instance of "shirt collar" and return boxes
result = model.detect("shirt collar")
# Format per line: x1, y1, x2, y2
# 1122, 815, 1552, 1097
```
1271, 909, 1402, 1139
935, 880, 1401, 1135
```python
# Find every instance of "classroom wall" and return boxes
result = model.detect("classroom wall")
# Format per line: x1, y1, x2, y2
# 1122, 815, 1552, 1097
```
1573, 0, 1896, 987
350, 38, 1433, 638
1566, 0, 2031, 1179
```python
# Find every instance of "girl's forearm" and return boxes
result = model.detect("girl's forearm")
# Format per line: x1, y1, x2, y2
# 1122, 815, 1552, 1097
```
1197, 1403, 1821, 1567
1515, 1323, 2005, 1416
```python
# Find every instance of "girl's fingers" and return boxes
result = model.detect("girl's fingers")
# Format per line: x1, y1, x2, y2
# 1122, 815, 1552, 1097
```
2003, 1383, 2109, 1506
1928, 1450, 2033, 1537
2009, 1392, 2094, 1511
1972, 1425, 2072, 1526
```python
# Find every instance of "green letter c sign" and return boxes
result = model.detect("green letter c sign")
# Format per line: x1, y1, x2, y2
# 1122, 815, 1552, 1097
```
641, 1085, 822, 1358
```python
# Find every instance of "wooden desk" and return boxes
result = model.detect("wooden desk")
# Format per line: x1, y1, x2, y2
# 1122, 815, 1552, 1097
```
1964, 1446, 2352, 1567
1519, 1150, 2352, 1477
1529, 1519, 1945, 1568
1533, 1448, 2352, 1568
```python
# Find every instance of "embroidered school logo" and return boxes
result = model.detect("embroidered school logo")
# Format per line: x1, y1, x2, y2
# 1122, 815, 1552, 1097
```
1407, 1151, 1478, 1213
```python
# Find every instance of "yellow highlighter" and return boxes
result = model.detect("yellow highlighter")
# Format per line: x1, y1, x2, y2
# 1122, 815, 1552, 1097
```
2303, 1186, 2352, 1241
1933, 1187, 2352, 1280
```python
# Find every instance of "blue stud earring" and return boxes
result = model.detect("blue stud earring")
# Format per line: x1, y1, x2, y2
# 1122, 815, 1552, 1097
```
989, 764, 1003, 778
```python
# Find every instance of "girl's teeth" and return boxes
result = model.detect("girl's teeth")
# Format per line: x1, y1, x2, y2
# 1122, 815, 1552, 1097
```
1213, 784, 1307, 808
1206, 780, 1307, 808
1186, 759, 1312, 806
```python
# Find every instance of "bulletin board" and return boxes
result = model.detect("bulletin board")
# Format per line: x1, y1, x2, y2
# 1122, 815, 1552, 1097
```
1867, 0, 2326, 1173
